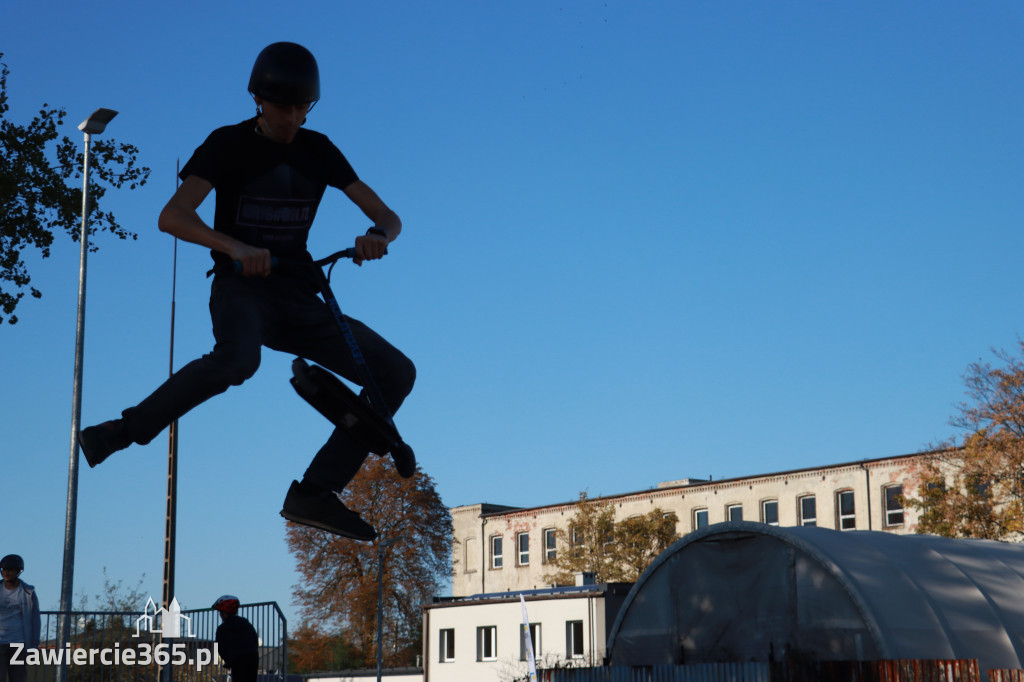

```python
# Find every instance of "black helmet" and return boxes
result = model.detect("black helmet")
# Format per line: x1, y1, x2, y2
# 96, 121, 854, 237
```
249, 42, 320, 106
0, 555, 24, 572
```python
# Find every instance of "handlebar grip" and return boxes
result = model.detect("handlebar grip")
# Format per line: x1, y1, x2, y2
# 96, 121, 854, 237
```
232, 256, 280, 273
313, 247, 387, 267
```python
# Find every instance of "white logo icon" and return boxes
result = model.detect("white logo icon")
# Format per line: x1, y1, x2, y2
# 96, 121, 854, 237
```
134, 597, 195, 638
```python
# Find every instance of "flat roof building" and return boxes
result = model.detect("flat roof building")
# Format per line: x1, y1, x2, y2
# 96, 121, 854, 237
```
451, 451, 932, 597
423, 581, 632, 682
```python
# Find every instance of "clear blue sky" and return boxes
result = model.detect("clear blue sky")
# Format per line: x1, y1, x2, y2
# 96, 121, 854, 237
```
2, 1, 1022, 627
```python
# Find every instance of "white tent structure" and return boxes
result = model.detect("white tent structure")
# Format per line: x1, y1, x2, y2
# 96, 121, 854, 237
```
607, 522, 1024, 675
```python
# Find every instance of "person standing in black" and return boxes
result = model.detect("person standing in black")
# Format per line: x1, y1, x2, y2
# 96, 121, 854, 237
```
77, 42, 416, 541
212, 596, 259, 682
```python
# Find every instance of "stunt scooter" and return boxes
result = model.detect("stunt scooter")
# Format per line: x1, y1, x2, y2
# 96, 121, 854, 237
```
277, 248, 416, 478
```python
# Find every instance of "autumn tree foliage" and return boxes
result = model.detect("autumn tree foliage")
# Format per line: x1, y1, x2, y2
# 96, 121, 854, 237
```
544, 492, 618, 585
286, 457, 451, 669
907, 342, 1024, 540
0, 54, 149, 323
287, 622, 361, 674
543, 492, 679, 585
615, 509, 681, 580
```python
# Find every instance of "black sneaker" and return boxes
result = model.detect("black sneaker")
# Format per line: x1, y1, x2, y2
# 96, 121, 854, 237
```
280, 481, 377, 541
390, 441, 417, 479
77, 420, 130, 468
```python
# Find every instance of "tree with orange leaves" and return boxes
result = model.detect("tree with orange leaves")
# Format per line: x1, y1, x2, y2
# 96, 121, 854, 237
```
907, 342, 1024, 540
288, 622, 361, 673
286, 456, 451, 669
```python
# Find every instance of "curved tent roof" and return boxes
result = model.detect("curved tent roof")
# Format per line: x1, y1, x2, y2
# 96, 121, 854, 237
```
607, 522, 1024, 673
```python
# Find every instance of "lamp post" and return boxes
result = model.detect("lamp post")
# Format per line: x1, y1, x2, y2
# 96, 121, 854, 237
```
376, 536, 400, 682
58, 108, 118, 680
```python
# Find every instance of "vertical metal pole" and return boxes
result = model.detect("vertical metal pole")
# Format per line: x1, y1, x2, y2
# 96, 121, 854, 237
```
281, 602, 289, 682
863, 463, 873, 531
377, 541, 385, 682
376, 537, 398, 682
162, 164, 180, 608
58, 129, 92, 682
480, 517, 487, 594
161, 162, 180, 682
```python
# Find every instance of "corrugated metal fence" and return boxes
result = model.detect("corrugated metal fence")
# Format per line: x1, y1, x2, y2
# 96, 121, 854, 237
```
774, 659, 980, 681
27, 602, 286, 682
536, 663, 770, 682
536, 663, 770, 679
990, 672, 1024, 682
536, 659, 1020, 682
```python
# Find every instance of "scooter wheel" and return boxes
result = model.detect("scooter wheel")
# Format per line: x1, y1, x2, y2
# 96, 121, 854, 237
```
391, 441, 417, 479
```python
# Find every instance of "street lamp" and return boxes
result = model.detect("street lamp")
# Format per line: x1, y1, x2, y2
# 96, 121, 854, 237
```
376, 536, 400, 682
58, 108, 118, 670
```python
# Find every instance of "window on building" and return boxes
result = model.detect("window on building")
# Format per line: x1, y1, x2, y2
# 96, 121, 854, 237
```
799, 495, 817, 526
727, 504, 743, 522
837, 490, 856, 530
761, 500, 779, 526
490, 535, 503, 569
570, 526, 584, 548
477, 625, 497, 661
883, 485, 905, 527
439, 628, 455, 662
517, 532, 530, 566
543, 528, 557, 563
693, 508, 709, 530
520, 622, 541, 661
566, 620, 584, 659
602, 528, 615, 555
968, 473, 992, 497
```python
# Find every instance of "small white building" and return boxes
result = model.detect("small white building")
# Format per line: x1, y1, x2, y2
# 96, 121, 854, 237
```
421, 580, 632, 682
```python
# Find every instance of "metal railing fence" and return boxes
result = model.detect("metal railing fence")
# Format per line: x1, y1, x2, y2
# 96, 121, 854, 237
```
27, 602, 286, 682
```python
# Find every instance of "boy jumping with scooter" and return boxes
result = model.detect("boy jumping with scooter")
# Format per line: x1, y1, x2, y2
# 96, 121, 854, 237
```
78, 42, 416, 542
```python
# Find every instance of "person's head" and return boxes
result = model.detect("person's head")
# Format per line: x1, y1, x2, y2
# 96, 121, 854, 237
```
212, 595, 241, 619
1, 555, 24, 586
249, 42, 320, 144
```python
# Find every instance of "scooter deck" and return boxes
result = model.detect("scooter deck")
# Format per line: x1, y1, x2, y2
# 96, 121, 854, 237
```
290, 358, 400, 455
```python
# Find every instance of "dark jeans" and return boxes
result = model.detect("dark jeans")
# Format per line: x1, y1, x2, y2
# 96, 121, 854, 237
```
0, 644, 27, 682
120, 272, 415, 491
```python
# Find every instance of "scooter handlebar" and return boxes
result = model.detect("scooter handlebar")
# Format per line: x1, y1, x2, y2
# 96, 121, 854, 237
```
231, 247, 386, 272
313, 248, 358, 267
313, 246, 388, 266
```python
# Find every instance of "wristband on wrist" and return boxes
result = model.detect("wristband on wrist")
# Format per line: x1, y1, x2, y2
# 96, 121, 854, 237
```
366, 227, 389, 240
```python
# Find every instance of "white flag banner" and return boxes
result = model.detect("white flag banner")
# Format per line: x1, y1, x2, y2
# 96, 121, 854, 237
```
520, 595, 538, 681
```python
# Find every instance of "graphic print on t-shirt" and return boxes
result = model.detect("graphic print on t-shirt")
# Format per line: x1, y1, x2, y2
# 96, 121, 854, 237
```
235, 161, 321, 251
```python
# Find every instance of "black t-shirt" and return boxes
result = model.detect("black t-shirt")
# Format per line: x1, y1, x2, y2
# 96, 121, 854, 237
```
179, 118, 359, 266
